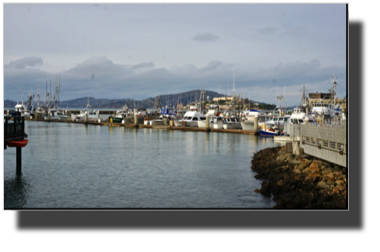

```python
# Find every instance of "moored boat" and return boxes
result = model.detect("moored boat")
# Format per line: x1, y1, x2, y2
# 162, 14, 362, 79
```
259, 127, 284, 137
222, 117, 242, 129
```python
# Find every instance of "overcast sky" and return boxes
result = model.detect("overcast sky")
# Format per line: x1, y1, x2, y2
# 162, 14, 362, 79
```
4, 3, 347, 106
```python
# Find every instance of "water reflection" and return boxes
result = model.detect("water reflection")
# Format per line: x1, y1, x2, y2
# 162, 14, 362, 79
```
4, 175, 31, 209
253, 135, 258, 145
4, 121, 282, 208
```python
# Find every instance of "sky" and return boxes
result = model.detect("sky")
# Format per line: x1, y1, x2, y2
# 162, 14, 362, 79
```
3, 3, 347, 106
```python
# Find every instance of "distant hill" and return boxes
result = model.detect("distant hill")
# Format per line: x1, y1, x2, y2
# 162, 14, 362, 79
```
4, 100, 17, 108
5, 89, 276, 109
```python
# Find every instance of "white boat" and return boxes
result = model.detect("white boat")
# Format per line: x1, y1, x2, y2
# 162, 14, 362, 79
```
197, 115, 222, 128
288, 107, 313, 124
211, 116, 224, 129
205, 104, 220, 116
149, 114, 177, 125
75, 98, 100, 121
240, 109, 260, 131
266, 115, 290, 129
44, 108, 68, 120
178, 110, 206, 127
222, 117, 242, 129
14, 101, 30, 117
257, 114, 272, 128
150, 116, 165, 125
310, 101, 336, 116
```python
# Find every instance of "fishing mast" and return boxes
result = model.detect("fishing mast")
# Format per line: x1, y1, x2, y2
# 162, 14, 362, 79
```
37, 84, 40, 110
330, 72, 337, 107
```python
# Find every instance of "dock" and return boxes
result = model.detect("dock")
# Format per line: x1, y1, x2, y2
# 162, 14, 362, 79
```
23, 116, 260, 135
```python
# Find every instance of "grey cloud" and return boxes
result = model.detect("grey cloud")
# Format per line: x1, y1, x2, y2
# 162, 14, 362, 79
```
131, 62, 155, 70
4, 56, 345, 106
5, 56, 43, 69
193, 32, 219, 42
199, 60, 222, 72
65, 56, 129, 78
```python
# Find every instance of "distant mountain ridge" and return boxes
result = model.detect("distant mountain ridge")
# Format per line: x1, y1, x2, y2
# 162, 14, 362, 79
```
4, 90, 275, 109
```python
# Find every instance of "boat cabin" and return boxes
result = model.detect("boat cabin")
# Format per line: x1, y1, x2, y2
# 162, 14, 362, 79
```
182, 111, 206, 121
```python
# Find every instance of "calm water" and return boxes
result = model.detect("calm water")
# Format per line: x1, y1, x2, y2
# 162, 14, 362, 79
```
4, 121, 283, 209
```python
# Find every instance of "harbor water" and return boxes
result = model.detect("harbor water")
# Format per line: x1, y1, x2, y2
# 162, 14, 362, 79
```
4, 121, 283, 208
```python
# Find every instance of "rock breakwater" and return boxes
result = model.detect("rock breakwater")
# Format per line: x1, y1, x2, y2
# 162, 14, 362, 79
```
251, 146, 347, 209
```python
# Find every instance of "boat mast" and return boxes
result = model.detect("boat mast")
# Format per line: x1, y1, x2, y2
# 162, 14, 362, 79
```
332, 72, 337, 107
58, 75, 60, 110
37, 84, 40, 110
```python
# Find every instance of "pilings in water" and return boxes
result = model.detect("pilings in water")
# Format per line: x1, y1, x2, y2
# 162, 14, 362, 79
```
254, 116, 258, 133
206, 115, 210, 131
16, 147, 22, 175
85, 112, 88, 124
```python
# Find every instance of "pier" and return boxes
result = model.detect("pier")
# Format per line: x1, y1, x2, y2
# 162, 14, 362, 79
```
284, 121, 347, 167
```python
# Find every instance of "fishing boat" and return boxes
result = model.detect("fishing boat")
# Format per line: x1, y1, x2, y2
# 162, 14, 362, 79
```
240, 109, 259, 131
44, 108, 68, 120
259, 127, 284, 137
205, 104, 220, 116
257, 114, 272, 128
197, 115, 222, 128
222, 117, 242, 129
266, 115, 290, 130
14, 101, 29, 117
288, 107, 313, 124
109, 104, 133, 123
75, 98, 100, 121
177, 110, 206, 127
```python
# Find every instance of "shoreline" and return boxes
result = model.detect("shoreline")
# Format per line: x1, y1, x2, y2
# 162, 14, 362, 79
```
251, 146, 347, 209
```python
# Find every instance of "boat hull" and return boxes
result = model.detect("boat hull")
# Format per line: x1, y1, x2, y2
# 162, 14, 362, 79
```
173, 120, 182, 127
222, 123, 242, 130
185, 121, 198, 127
241, 121, 255, 131
259, 129, 284, 137
109, 116, 123, 123
198, 121, 207, 128
212, 122, 223, 129
151, 120, 165, 125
